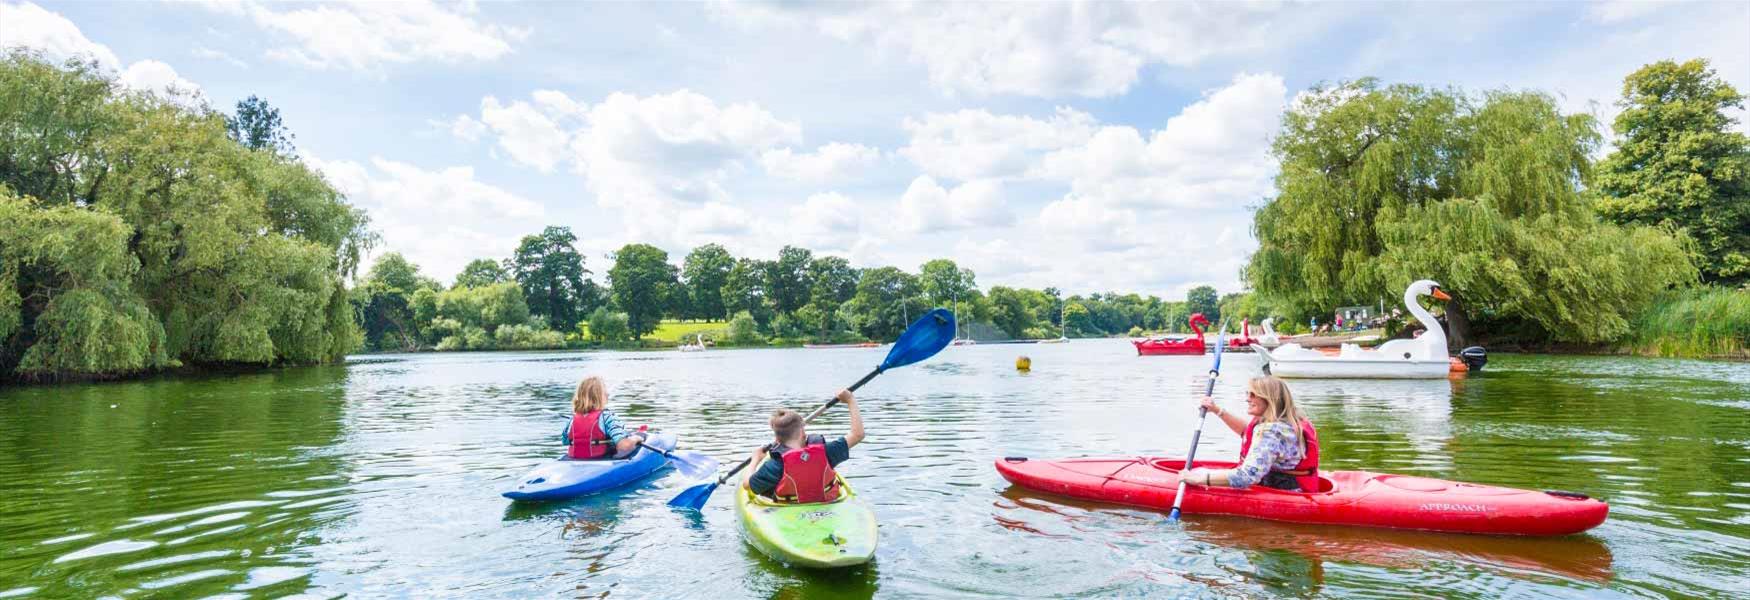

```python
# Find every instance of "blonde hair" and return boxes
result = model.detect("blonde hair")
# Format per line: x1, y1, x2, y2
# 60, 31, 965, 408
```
572, 376, 607, 414
1247, 375, 1306, 447
769, 409, 804, 442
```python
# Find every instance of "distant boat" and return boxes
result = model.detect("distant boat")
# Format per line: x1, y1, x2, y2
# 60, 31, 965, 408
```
678, 334, 706, 352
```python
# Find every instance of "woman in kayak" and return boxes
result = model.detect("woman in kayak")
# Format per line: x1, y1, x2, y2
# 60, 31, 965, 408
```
561, 376, 646, 460
744, 389, 863, 502
1182, 375, 1321, 492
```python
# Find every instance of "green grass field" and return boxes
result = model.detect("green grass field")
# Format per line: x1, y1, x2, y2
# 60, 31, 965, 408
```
650, 320, 726, 342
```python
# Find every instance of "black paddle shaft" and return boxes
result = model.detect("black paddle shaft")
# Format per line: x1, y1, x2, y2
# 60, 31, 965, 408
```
715, 367, 883, 484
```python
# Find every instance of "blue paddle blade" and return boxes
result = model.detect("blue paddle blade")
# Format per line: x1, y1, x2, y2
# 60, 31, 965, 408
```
666, 451, 719, 480
1212, 329, 1226, 373
881, 308, 956, 370
667, 480, 719, 510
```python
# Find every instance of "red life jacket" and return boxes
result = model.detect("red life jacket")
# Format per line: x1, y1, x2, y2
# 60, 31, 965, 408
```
1239, 416, 1321, 492
771, 434, 841, 504
567, 410, 613, 460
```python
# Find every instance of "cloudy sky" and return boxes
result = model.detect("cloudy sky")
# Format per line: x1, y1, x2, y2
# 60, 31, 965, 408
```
4, 1, 1747, 298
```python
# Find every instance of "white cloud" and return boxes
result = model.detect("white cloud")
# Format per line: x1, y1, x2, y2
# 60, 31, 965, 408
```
1035, 72, 1286, 210
571, 89, 801, 207
760, 142, 882, 183
202, 0, 528, 71
1585, 1, 1665, 24
722, 1, 1314, 97
679, 202, 755, 236
0, 1, 123, 67
119, 60, 203, 99
785, 191, 864, 250
306, 155, 543, 280
191, 45, 248, 68
447, 114, 487, 142
896, 176, 1015, 233
2, 2, 202, 100
476, 96, 572, 172
900, 107, 1097, 181
447, 88, 804, 249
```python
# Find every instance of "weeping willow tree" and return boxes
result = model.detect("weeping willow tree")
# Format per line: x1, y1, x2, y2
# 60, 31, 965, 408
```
0, 51, 370, 381
1247, 79, 1695, 347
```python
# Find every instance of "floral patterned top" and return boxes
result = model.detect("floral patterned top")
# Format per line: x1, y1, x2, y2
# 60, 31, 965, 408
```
1229, 420, 1306, 489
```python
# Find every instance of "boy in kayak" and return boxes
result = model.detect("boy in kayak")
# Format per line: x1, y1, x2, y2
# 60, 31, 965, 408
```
1183, 375, 1321, 492
561, 376, 646, 460
744, 389, 863, 502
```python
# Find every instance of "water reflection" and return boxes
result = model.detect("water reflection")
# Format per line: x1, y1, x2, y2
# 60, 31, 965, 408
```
2, 346, 1747, 597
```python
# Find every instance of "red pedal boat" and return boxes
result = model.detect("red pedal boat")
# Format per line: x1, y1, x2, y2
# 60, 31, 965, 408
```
995, 456, 1608, 536
1132, 313, 1209, 355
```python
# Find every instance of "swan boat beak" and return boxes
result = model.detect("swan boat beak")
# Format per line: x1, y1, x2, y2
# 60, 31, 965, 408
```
1431, 288, 1452, 301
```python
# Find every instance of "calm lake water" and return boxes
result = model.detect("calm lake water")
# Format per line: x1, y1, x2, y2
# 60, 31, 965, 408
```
3, 343, 1748, 598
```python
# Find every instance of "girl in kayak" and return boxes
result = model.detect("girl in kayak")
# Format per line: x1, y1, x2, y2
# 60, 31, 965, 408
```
561, 376, 646, 460
1183, 375, 1321, 492
744, 389, 864, 502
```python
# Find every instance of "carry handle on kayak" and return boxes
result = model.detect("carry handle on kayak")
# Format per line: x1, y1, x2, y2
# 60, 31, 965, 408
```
666, 309, 957, 512
1169, 322, 1227, 521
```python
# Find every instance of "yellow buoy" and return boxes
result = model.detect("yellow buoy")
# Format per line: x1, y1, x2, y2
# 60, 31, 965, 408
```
1015, 355, 1032, 371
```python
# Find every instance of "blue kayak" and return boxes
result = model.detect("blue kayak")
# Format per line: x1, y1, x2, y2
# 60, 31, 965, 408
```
503, 432, 678, 501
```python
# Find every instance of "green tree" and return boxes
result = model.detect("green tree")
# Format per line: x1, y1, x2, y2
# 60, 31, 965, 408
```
1063, 302, 1096, 336
919, 259, 976, 309
0, 52, 370, 379
1185, 285, 1220, 324
804, 255, 859, 336
586, 306, 630, 342
607, 243, 678, 339
682, 243, 735, 319
843, 267, 926, 341
354, 253, 439, 351
225, 95, 295, 156
1596, 59, 1750, 286
1246, 78, 1695, 345
987, 286, 1037, 338
722, 258, 770, 321
766, 245, 813, 315
454, 258, 509, 289
726, 310, 764, 345
508, 226, 598, 332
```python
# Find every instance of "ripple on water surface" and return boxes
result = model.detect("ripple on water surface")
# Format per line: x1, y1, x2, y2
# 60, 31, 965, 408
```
2, 347, 1748, 596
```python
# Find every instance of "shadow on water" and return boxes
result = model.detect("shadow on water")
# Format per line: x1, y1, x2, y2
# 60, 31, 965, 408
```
741, 544, 879, 600
996, 486, 1614, 586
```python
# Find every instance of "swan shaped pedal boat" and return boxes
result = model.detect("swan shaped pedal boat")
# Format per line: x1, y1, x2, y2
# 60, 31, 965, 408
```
1133, 313, 1211, 356
1257, 280, 1455, 379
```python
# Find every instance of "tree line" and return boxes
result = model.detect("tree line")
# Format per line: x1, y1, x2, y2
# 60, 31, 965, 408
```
1244, 59, 1747, 350
1, 51, 370, 382
351, 235, 1240, 352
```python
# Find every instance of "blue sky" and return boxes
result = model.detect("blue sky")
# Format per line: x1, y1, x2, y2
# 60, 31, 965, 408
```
4, 0, 1746, 298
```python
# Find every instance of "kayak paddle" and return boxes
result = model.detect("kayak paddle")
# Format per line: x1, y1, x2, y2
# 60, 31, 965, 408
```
638, 442, 720, 479
667, 308, 957, 511
1169, 322, 1227, 521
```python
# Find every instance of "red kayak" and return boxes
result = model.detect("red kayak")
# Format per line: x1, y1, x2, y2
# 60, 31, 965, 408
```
995, 456, 1608, 536
1133, 313, 1209, 355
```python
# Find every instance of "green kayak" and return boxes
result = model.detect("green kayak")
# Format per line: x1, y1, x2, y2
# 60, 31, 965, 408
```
735, 476, 877, 568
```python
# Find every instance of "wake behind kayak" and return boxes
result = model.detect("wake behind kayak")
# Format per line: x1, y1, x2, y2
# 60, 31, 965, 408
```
995, 456, 1607, 536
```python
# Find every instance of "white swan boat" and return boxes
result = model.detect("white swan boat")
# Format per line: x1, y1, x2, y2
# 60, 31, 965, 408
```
678, 334, 706, 352
1256, 317, 1282, 349
1256, 280, 1452, 379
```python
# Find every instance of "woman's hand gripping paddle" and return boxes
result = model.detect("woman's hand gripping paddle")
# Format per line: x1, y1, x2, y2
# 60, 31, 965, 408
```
1169, 323, 1227, 521
667, 308, 957, 511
